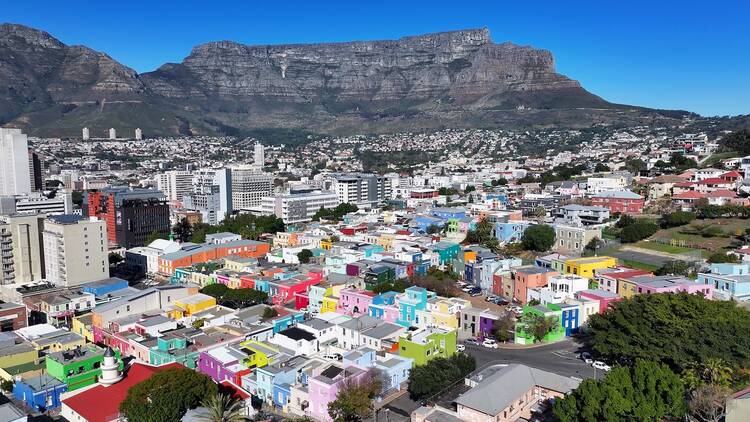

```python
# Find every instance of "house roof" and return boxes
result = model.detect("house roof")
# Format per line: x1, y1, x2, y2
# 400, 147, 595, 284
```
593, 190, 643, 199
454, 364, 580, 416
705, 189, 738, 198
61, 362, 183, 422
278, 326, 316, 341
672, 190, 705, 200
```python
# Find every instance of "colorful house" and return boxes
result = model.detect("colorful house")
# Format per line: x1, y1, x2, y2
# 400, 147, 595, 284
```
13, 374, 67, 411
511, 266, 559, 304
45, 345, 122, 391
458, 307, 502, 339
576, 289, 621, 314
564, 256, 617, 280
308, 364, 369, 422
197, 344, 251, 385
698, 263, 750, 301
396, 286, 431, 327
590, 190, 645, 214
428, 297, 470, 330
336, 288, 376, 316
320, 296, 339, 314
515, 304, 565, 345
398, 327, 457, 366
238, 340, 280, 369
167, 293, 217, 319
618, 275, 713, 299
428, 241, 461, 267
368, 291, 401, 323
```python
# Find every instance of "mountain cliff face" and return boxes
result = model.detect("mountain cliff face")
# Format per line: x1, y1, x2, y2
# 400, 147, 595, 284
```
0, 24, 688, 137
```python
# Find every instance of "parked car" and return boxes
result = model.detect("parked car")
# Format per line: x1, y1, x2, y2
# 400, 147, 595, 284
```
592, 361, 611, 371
464, 338, 480, 346
492, 297, 509, 306
486, 294, 499, 302
323, 353, 343, 361
580, 352, 593, 364
456, 344, 466, 352
461, 286, 474, 293
470, 290, 483, 297
482, 339, 498, 349
508, 305, 523, 313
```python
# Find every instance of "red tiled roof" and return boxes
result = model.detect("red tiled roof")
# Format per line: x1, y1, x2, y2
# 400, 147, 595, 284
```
219, 379, 251, 400
672, 191, 705, 200
61, 362, 183, 422
673, 181, 696, 187
696, 177, 733, 185
721, 171, 742, 178
608, 269, 653, 279
705, 189, 738, 198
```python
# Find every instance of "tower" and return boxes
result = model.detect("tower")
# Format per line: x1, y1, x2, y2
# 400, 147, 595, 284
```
0, 128, 32, 196
109, 128, 116, 140
135, 128, 142, 140
82, 127, 90, 140
98, 347, 122, 386
254, 142, 264, 167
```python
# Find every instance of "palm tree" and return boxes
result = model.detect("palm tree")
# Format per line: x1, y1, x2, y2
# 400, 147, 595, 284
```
196, 393, 247, 422
702, 358, 733, 386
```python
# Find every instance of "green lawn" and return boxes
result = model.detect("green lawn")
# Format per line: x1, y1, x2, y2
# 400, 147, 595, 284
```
619, 259, 661, 272
700, 151, 739, 168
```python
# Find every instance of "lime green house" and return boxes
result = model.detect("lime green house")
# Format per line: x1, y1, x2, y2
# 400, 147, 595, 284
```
514, 304, 565, 345
398, 327, 457, 365
238, 340, 279, 369
45, 345, 122, 391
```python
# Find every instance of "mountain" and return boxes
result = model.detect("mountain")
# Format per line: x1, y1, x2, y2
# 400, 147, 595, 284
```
0, 23, 694, 138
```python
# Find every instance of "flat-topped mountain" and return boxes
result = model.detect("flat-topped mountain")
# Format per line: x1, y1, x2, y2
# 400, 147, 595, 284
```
0, 24, 693, 138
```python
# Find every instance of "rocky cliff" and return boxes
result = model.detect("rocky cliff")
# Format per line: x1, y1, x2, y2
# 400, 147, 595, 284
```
0, 24, 689, 137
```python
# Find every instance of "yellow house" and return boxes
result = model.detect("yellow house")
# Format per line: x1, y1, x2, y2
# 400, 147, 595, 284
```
564, 256, 617, 279
430, 298, 470, 330
320, 296, 339, 313
376, 234, 394, 251
72, 313, 94, 342
239, 340, 279, 369
30, 332, 86, 353
168, 293, 217, 319
0, 343, 40, 381
320, 239, 334, 251
463, 250, 478, 264
618, 278, 639, 298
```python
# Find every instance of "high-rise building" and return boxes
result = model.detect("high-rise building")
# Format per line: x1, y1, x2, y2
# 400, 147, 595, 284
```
156, 170, 194, 202
82, 127, 90, 140
84, 187, 170, 249
28, 149, 43, 191
43, 215, 108, 287
0, 192, 73, 216
327, 173, 394, 209
135, 128, 142, 140
108, 128, 116, 140
261, 190, 339, 223
183, 168, 232, 224
230, 166, 273, 211
0, 128, 32, 196
254, 142, 265, 167
0, 213, 46, 284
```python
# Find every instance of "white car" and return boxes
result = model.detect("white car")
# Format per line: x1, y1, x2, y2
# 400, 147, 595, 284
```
508, 306, 523, 313
592, 361, 611, 371
481, 339, 498, 349
456, 344, 466, 352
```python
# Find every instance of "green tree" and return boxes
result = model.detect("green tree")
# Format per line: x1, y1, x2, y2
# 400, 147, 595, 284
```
327, 372, 382, 422
583, 237, 603, 256
594, 162, 611, 172
616, 213, 636, 228
201, 283, 229, 299
655, 260, 692, 276
521, 313, 559, 343
145, 229, 167, 245
120, 367, 217, 422
426, 224, 442, 235
464, 185, 476, 194
192, 318, 206, 329
619, 219, 658, 243
262, 306, 279, 319
581, 293, 750, 374
407, 354, 476, 400
625, 158, 647, 174
492, 313, 516, 342
521, 224, 555, 252
173, 217, 193, 242
719, 128, 750, 155
297, 249, 313, 264
707, 251, 739, 264
195, 392, 246, 422
660, 211, 696, 228
221, 289, 268, 309
108, 252, 124, 265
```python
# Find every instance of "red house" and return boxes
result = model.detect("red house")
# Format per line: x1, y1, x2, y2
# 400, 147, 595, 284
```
591, 190, 644, 214
576, 289, 622, 314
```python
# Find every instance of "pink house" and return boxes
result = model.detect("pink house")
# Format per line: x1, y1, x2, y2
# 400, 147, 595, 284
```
576, 289, 622, 314
336, 288, 375, 316
628, 275, 714, 297
308, 364, 368, 422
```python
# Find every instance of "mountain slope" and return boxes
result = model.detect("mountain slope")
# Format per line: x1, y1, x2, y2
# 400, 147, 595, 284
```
0, 24, 692, 138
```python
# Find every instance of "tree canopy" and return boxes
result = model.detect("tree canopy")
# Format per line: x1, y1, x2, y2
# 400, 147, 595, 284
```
327, 371, 383, 422
191, 213, 284, 242
120, 367, 217, 422
521, 224, 555, 252
581, 293, 750, 374
659, 211, 696, 228
719, 128, 750, 155
313, 203, 359, 222
553, 360, 686, 422
297, 249, 313, 264
407, 354, 476, 400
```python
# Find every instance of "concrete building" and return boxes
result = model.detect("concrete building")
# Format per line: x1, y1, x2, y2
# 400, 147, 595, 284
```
231, 166, 273, 211
43, 215, 109, 287
0, 128, 32, 196
156, 170, 194, 202
553, 223, 602, 255
81, 127, 89, 141
326, 173, 394, 208
0, 213, 46, 284
0, 192, 73, 216
108, 128, 116, 140
28, 150, 43, 191
254, 142, 264, 167
183, 168, 232, 225
261, 190, 339, 223
135, 128, 142, 140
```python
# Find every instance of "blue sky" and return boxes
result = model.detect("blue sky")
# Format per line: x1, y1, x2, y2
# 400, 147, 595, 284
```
4, 1, 748, 116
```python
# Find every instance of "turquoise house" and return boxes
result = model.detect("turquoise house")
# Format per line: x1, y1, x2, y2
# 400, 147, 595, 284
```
149, 335, 200, 369
429, 241, 460, 266
396, 286, 432, 327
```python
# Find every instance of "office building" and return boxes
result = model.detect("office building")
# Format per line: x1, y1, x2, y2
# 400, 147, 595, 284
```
28, 150, 44, 191
108, 128, 116, 140
326, 173, 394, 208
0, 213, 46, 285
84, 187, 170, 248
0, 191, 73, 216
183, 168, 232, 224
230, 166, 273, 211
0, 128, 32, 196
254, 142, 265, 167
135, 128, 142, 140
261, 190, 339, 224
156, 170, 194, 201
82, 127, 90, 141
43, 215, 109, 287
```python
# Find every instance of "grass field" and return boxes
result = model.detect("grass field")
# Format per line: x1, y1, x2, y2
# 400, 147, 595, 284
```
619, 259, 661, 272
634, 241, 700, 255
700, 151, 739, 168
651, 218, 750, 253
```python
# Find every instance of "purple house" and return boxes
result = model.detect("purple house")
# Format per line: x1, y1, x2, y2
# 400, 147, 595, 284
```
459, 307, 502, 340
197, 344, 250, 385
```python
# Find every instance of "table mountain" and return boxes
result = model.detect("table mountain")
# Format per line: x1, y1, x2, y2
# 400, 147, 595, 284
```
0, 23, 693, 138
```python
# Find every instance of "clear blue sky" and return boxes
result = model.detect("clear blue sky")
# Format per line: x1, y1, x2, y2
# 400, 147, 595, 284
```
4, 1, 748, 116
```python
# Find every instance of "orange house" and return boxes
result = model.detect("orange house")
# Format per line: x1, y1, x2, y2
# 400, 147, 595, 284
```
158, 240, 270, 275
511, 266, 559, 304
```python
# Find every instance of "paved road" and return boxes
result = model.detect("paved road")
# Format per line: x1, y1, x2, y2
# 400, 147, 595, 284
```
464, 338, 604, 380
613, 250, 671, 267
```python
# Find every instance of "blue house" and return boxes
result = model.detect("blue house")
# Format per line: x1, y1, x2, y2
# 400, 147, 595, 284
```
495, 221, 532, 244
81, 277, 129, 296
559, 303, 580, 336
341, 348, 413, 392
430, 207, 467, 220
414, 215, 444, 232
271, 312, 305, 333
697, 263, 750, 301
13, 374, 67, 411
396, 286, 431, 327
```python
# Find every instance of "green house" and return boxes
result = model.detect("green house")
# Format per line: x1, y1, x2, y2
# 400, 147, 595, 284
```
398, 327, 457, 366
45, 345, 121, 391
514, 304, 565, 345
364, 266, 395, 290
